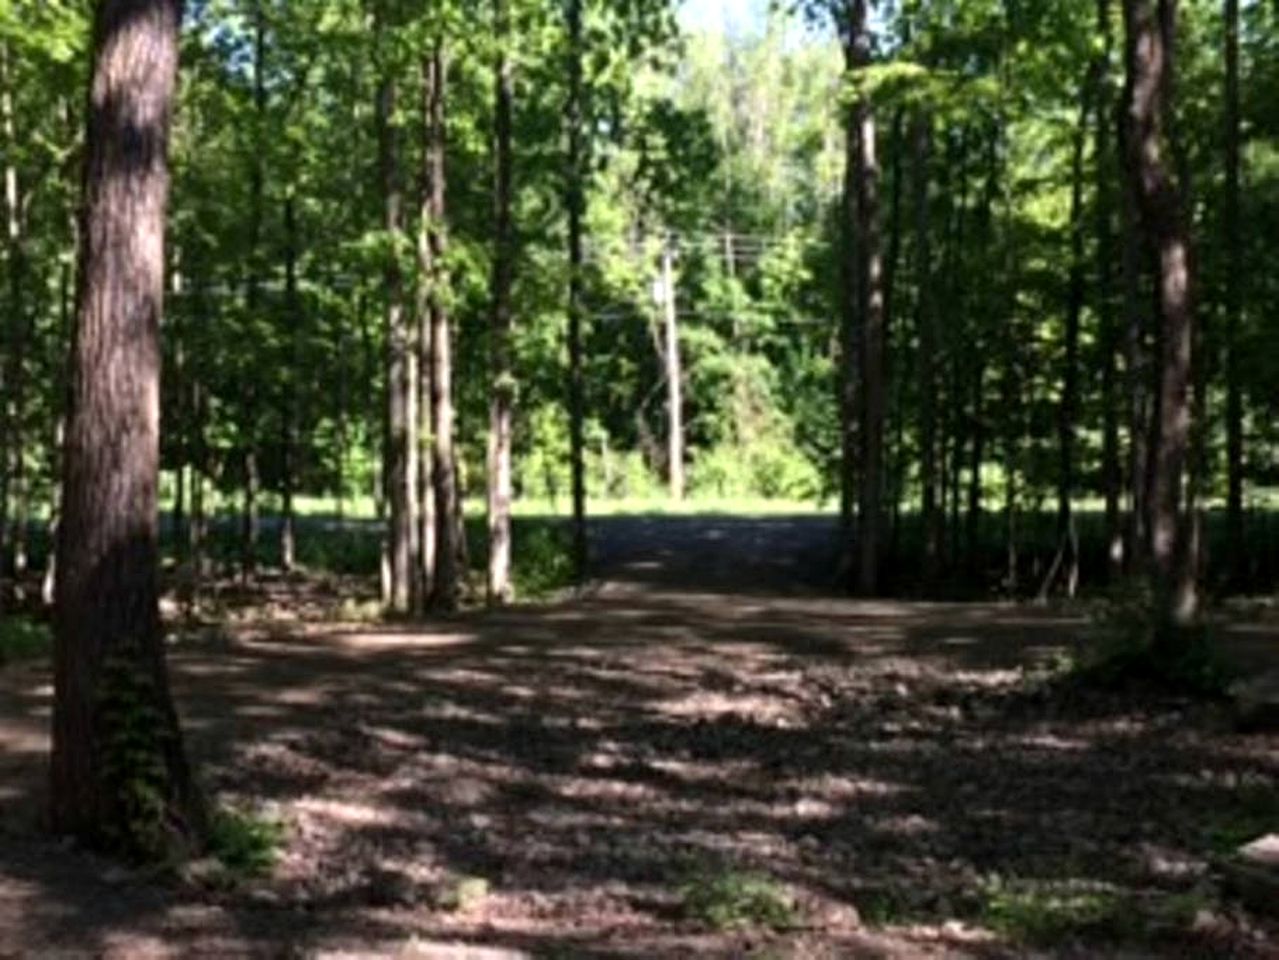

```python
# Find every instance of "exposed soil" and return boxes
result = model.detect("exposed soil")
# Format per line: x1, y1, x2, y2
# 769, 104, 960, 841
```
1, 517, 1276, 958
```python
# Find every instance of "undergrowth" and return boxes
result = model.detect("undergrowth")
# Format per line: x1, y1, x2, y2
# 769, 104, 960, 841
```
207, 807, 285, 879
1066, 584, 1236, 697
0, 617, 50, 664
678, 866, 800, 931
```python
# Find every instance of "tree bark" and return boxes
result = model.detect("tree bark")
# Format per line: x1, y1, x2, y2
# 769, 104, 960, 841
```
1223, 0, 1244, 583
851, 0, 885, 598
413, 53, 438, 614
661, 243, 684, 502
1122, 0, 1197, 628
1, 40, 27, 604
423, 42, 461, 612
1097, 0, 1124, 582
377, 8, 418, 616
52, 0, 203, 855
240, 0, 267, 584
487, 0, 515, 605
837, 31, 859, 568
566, 0, 588, 581
280, 194, 300, 573
912, 113, 940, 588
1057, 70, 1091, 596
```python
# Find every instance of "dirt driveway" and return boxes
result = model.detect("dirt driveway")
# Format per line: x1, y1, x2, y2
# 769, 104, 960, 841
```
1, 518, 1276, 958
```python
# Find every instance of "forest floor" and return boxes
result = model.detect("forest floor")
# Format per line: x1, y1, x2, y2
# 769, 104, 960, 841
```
1, 516, 1278, 958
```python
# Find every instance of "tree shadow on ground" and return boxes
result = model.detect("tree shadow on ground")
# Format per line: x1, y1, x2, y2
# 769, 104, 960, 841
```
1, 523, 1276, 957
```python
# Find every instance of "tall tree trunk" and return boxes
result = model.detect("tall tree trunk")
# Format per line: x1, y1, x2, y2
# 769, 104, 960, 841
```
1122, 0, 1197, 629
1, 41, 25, 604
851, 0, 885, 597
1223, 0, 1244, 583
424, 42, 461, 612
378, 11, 418, 616
52, 0, 203, 855
487, 0, 515, 605
566, 0, 588, 581
912, 113, 940, 589
661, 242, 684, 502
882, 110, 905, 575
1119, 110, 1149, 573
413, 54, 439, 613
966, 359, 985, 573
1057, 72, 1091, 596
837, 35, 859, 571
280, 194, 300, 573
240, 0, 267, 584
1097, 0, 1124, 582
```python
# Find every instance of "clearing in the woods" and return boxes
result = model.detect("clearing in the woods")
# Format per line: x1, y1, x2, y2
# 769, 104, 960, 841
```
2, 517, 1277, 958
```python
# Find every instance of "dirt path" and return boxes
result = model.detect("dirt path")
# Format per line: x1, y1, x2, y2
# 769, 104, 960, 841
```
1, 518, 1276, 958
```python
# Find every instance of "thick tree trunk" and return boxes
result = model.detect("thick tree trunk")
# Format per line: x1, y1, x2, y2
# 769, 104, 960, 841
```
1122, 0, 1197, 628
1223, 0, 1244, 583
851, 0, 885, 598
378, 18, 418, 616
487, 0, 515, 605
423, 43, 461, 612
52, 0, 203, 855
566, 0, 588, 581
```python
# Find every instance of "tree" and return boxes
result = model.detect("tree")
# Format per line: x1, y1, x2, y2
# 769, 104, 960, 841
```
377, 0, 418, 616
51, 0, 203, 856
849, 0, 885, 597
1121, 0, 1197, 629
566, 0, 588, 579
423, 38, 462, 612
488, 0, 516, 605
1223, 0, 1244, 581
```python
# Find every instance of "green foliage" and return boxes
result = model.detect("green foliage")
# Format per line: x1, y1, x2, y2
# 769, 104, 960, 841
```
678, 867, 800, 932
1071, 584, 1237, 697
512, 521, 576, 599
978, 877, 1215, 947
691, 439, 824, 502
0, 617, 50, 664
978, 878, 1136, 945
97, 659, 178, 862
207, 808, 285, 879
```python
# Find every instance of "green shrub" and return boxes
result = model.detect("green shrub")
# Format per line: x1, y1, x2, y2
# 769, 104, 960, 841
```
0, 617, 51, 664
1070, 583, 1236, 697
512, 521, 576, 599
679, 867, 800, 931
979, 878, 1133, 944
207, 807, 285, 878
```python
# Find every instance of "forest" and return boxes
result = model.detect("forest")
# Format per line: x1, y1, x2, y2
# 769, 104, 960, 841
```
0, 0, 1277, 956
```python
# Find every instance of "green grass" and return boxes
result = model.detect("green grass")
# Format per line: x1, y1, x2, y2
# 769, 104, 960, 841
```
206, 807, 285, 879
976, 877, 1215, 947
678, 867, 801, 931
980, 881, 1129, 944
0, 617, 51, 665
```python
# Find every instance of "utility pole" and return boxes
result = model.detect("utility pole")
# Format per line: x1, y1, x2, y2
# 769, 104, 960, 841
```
660, 241, 684, 502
